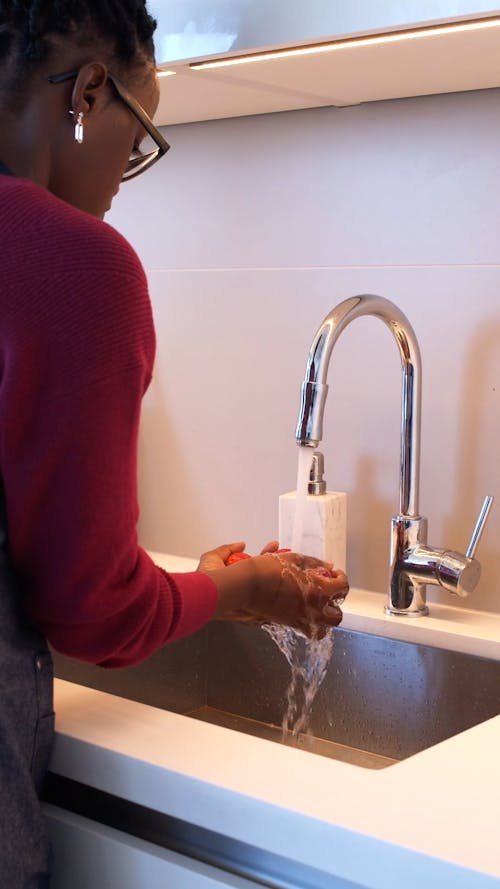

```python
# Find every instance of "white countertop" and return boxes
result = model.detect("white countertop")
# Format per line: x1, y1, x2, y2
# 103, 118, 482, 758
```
50, 553, 500, 888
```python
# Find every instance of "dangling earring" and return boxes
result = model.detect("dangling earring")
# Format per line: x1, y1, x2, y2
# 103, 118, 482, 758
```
69, 110, 84, 144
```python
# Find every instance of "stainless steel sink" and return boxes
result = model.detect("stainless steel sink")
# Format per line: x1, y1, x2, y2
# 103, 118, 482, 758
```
187, 704, 396, 769
53, 623, 500, 769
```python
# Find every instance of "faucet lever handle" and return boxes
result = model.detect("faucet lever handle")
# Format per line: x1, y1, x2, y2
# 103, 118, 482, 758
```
466, 495, 494, 559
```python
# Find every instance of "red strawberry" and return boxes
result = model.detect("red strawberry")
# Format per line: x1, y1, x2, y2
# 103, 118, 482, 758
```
226, 552, 252, 565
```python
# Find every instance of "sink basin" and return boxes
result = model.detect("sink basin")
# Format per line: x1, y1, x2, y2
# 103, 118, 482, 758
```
53, 623, 500, 769
189, 624, 500, 768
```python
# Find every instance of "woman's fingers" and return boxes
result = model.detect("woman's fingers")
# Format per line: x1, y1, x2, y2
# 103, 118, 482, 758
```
305, 569, 349, 600
259, 540, 279, 554
302, 572, 348, 624
198, 541, 246, 572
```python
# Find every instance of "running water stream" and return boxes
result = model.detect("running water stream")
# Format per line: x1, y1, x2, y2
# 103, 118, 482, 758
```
263, 623, 335, 743
263, 447, 336, 745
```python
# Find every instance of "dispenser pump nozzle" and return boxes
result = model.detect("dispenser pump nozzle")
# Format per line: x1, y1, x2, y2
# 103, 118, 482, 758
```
308, 451, 326, 495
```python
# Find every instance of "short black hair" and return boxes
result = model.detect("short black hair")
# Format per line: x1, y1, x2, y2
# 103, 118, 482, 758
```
0, 1, 157, 71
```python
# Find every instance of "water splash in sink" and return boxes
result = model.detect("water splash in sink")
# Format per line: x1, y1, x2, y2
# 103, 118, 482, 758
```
262, 624, 334, 740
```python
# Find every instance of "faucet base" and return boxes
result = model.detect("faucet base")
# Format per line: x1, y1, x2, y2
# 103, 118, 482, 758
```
384, 604, 429, 618
386, 515, 429, 617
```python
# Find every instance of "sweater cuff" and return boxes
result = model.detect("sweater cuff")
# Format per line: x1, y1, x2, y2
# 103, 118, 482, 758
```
162, 570, 219, 642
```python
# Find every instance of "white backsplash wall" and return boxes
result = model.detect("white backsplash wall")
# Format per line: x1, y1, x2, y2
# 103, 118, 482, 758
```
107, 87, 500, 613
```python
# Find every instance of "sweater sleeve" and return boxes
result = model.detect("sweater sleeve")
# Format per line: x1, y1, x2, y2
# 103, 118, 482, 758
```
0, 181, 218, 667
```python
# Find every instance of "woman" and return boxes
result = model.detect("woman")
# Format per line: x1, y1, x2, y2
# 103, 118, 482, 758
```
0, 2, 348, 886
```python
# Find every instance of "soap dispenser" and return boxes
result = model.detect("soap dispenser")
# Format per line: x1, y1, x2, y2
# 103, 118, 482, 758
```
278, 452, 347, 572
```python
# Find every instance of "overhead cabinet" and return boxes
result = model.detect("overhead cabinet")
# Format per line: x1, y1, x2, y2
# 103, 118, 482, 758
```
148, 2, 500, 124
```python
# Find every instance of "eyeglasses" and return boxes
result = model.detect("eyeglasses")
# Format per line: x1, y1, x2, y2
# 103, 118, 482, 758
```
47, 69, 170, 181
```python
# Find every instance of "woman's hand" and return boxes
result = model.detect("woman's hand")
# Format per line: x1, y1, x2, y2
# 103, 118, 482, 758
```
197, 540, 279, 572
198, 542, 349, 638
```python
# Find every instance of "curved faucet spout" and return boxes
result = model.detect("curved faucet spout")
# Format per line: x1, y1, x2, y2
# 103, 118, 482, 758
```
295, 294, 422, 518
295, 295, 491, 617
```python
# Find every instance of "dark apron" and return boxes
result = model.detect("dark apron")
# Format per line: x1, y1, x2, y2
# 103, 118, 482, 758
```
0, 161, 54, 885
0, 487, 54, 887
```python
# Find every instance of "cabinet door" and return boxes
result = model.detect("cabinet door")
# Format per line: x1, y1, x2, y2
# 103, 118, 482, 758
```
44, 804, 258, 889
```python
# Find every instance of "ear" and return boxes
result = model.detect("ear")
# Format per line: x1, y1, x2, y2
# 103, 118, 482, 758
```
70, 62, 109, 117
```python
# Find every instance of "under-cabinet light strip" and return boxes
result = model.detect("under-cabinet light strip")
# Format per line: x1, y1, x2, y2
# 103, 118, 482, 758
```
190, 16, 500, 70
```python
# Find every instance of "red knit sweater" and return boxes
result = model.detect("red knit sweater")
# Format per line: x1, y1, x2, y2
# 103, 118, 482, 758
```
0, 170, 218, 667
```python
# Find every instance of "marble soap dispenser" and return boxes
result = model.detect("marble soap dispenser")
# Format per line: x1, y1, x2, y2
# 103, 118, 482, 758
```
278, 452, 347, 572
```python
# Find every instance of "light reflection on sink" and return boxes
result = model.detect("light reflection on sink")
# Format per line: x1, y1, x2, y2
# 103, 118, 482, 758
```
53, 623, 500, 770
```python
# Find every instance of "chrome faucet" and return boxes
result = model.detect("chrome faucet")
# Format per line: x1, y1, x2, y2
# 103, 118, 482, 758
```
296, 295, 493, 616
